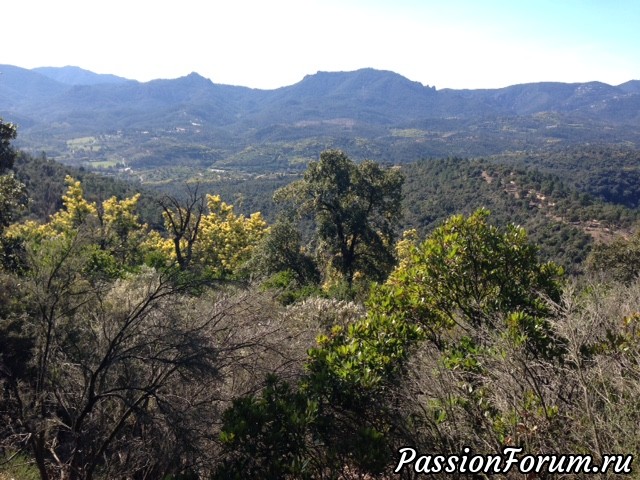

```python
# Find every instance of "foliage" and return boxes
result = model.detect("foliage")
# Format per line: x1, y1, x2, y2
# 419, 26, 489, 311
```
100, 192, 148, 265
195, 194, 269, 277
276, 150, 403, 287
247, 216, 319, 285
258, 270, 319, 305
0, 173, 27, 234
6, 176, 150, 276
0, 175, 291, 479
216, 282, 425, 477
586, 231, 640, 284
0, 119, 17, 173
215, 376, 317, 480
0, 452, 41, 480
11, 142, 639, 278
4, 118, 640, 478
401, 156, 639, 273
0, 120, 27, 266
154, 189, 269, 277
306, 310, 423, 406
0, 261, 282, 479
12, 151, 163, 228
496, 145, 640, 209
216, 211, 572, 477
379, 208, 566, 359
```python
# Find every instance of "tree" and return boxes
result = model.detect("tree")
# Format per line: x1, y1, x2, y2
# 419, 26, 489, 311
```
275, 150, 403, 287
154, 188, 268, 277
0, 174, 27, 234
195, 194, 268, 277
158, 186, 206, 271
303, 210, 567, 473
5, 176, 152, 278
216, 375, 317, 480
98, 192, 148, 267
585, 231, 640, 284
213, 210, 574, 478
0, 119, 17, 173
0, 120, 27, 268
377, 208, 565, 358
247, 215, 320, 287
1, 178, 286, 480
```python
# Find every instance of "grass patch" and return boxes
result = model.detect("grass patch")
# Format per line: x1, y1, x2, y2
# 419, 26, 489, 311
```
0, 453, 40, 480
67, 136, 102, 152
89, 159, 120, 168
390, 128, 427, 138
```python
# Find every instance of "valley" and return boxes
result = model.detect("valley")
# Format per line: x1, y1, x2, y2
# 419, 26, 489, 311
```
2, 65, 639, 180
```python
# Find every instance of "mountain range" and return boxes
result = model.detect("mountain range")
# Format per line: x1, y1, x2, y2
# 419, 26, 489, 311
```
1, 64, 639, 171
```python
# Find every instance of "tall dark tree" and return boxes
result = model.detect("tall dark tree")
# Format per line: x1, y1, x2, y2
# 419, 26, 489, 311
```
276, 150, 404, 287
249, 215, 320, 285
0, 119, 17, 173
0, 120, 26, 268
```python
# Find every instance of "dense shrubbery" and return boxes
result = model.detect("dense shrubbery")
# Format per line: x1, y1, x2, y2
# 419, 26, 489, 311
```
214, 207, 640, 479
2, 123, 639, 478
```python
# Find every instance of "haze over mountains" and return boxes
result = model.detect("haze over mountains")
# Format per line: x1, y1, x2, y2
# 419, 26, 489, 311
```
1, 64, 639, 170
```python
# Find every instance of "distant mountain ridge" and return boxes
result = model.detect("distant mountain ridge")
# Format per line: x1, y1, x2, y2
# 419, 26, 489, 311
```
32, 66, 131, 85
1, 64, 639, 170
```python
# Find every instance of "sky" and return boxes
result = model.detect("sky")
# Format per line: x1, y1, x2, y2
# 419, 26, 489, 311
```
4, 0, 639, 90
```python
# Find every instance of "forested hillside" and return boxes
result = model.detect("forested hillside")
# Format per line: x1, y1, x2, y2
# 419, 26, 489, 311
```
8, 146, 639, 274
2, 65, 640, 176
401, 156, 638, 270
11, 152, 163, 227
2, 119, 640, 478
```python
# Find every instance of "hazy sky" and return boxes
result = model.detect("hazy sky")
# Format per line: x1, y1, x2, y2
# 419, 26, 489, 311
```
4, 0, 639, 89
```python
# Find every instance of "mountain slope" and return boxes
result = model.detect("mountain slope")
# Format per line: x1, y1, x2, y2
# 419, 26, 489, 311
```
1, 64, 639, 169
32, 66, 130, 85
259, 69, 437, 123
0, 64, 68, 109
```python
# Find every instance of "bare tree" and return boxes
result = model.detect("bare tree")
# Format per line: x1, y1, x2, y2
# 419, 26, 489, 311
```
158, 185, 205, 271
0, 228, 292, 479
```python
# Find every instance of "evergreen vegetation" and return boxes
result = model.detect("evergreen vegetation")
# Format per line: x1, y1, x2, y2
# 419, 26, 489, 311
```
1, 119, 639, 478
